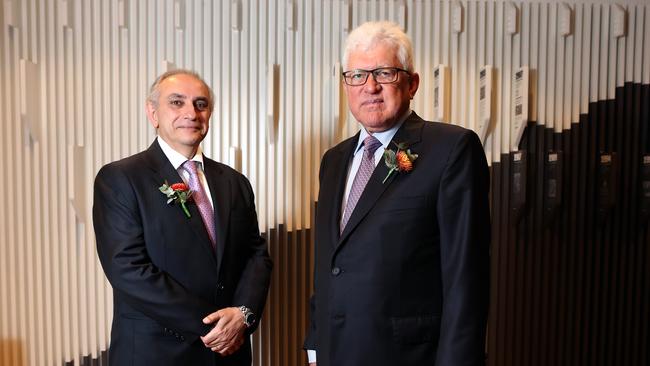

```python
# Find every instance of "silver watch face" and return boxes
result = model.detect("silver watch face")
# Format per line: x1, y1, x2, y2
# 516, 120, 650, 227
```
244, 312, 255, 326
241, 307, 254, 326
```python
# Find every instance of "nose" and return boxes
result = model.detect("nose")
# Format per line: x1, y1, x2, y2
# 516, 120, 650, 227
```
363, 74, 382, 93
183, 104, 198, 120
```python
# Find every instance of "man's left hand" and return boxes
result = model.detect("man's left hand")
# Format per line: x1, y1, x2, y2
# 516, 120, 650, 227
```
201, 307, 246, 356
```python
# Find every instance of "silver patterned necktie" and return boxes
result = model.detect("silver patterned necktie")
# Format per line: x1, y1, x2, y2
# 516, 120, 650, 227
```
340, 135, 382, 234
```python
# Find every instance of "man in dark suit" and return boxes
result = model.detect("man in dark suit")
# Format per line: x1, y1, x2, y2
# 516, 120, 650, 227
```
304, 21, 490, 366
93, 69, 272, 366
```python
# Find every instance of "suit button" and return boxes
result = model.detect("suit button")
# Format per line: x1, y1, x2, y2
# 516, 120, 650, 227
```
331, 267, 341, 276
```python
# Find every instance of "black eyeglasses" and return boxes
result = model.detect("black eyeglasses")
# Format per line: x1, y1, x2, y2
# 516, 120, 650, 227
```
342, 67, 411, 86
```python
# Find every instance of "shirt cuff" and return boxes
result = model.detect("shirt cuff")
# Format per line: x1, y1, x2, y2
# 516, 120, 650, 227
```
307, 349, 317, 363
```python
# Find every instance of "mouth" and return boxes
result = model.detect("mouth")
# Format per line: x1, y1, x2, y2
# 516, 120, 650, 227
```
177, 125, 203, 132
361, 98, 384, 107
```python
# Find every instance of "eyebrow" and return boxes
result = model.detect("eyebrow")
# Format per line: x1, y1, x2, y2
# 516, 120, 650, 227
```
167, 93, 187, 100
167, 94, 209, 102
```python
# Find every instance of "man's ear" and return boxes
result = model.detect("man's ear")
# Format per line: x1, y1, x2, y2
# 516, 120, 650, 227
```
408, 72, 420, 99
145, 101, 159, 128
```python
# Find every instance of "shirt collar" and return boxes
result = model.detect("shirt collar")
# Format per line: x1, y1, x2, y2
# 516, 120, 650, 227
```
157, 136, 205, 170
354, 109, 412, 154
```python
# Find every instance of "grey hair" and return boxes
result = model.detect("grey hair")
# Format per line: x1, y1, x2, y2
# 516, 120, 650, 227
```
342, 21, 414, 72
147, 69, 215, 113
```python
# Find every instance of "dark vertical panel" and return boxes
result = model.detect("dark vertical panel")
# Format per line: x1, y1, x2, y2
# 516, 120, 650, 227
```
488, 161, 502, 366
501, 151, 512, 366
287, 229, 297, 366
639, 84, 650, 366
269, 227, 281, 366
566, 121, 581, 366
612, 85, 630, 366
81, 355, 90, 366
535, 128, 549, 366
504, 134, 530, 365
531, 124, 546, 366
622, 82, 641, 366
638, 223, 649, 365
591, 101, 605, 366
582, 102, 598, 366
257, 224, 314, 366
522, 124, 537, 366
548, 129, 562, 363
502, 154, 514, 366
298, 228, 309, 366
639, 85, 650, 154
512, 151, 527, 366
575, 112, 591, 366
279, 225, 289, 364
596, 99, 614, 366
487, 82, 649, 366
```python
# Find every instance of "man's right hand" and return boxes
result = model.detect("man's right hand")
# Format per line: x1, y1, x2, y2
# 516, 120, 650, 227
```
309, 363, 316, 366
201, 307, 246, 355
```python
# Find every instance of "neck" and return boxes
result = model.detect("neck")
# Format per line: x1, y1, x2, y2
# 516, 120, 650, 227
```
180, 147, 199, 160
159, 137, 199, 160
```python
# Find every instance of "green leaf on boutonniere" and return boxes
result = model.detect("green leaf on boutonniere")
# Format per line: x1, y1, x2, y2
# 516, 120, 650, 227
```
159, 181, 193, 218
382, 141, 418, 184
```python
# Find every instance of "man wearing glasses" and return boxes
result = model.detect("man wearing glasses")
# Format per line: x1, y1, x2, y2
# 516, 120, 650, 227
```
304, 21, 490, 366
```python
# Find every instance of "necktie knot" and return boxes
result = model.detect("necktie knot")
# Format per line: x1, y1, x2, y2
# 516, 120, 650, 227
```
363, 135, 382, 156
183, 160, 199, 176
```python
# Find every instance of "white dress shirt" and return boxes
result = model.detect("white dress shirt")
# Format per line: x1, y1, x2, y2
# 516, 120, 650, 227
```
339, 110, 410, 223
157, 136, 214, 209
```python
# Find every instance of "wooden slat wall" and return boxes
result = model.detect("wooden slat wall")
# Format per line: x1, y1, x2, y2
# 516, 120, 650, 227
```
0, 1, 648, 365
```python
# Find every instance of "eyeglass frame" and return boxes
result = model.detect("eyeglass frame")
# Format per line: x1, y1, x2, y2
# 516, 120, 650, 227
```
341, 67, 412, 86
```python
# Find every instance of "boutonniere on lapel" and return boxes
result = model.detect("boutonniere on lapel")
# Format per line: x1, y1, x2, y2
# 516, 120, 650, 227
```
382, 142, 418, 184
159, 181, 193, 218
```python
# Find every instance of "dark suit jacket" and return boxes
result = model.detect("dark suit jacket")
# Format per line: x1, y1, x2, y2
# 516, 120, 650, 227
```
93, 140, 272, 366
304, 113, 491, 366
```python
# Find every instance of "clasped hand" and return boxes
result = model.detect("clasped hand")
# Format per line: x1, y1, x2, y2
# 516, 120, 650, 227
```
200, 307, 246, 356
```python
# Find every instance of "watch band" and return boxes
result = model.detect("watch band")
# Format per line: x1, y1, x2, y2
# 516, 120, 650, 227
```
239, 306, 255, 327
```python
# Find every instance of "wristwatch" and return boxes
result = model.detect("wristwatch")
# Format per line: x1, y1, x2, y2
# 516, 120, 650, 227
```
239, 306, 255, 328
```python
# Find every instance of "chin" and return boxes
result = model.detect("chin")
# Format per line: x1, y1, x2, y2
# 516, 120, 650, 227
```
180, 135, 205, 146
361, 117, 396, 132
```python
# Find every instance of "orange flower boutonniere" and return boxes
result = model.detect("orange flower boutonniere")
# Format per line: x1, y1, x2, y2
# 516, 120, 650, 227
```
382, 142, 418, 184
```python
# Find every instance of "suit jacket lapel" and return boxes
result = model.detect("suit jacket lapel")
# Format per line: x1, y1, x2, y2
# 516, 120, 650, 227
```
327, 135, 359, 246
145, 140, 219, 268
203, 158, 229, 275
337, 114, 424, 246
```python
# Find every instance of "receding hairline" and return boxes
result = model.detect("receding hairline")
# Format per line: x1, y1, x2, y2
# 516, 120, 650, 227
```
147, 69, 214, 111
